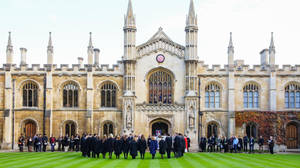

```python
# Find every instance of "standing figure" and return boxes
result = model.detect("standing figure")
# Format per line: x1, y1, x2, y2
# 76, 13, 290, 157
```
114, 135, 122, 159
122, 135, 130, 159
149, 136, 158, 159
81, 134, 87, 157
243, 135, 248, 152
129, 136, 138, 159
91, 134, 97, 158
18, 134, 25, 152
165, 134, 173, 158
42, 134, 48, 152
258, 136, 264, 153
268, 136, 274, 154
74, 134, 80, 152
249, 136, 255, 153
101, 135, 108, 159
107, 134, 115, 159
27, 137, 33, 152
58, 136, 63, 151
49, 135, 56, 152
70, 135, 75, 151
95, 136, 102, 158
159, 136, 167, 159
137, 135, 147, 159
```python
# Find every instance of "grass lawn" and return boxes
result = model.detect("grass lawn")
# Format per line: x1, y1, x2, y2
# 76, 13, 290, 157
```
0, 152, 299, 168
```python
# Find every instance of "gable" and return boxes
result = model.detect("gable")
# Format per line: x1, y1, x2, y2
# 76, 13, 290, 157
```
136, 27, 185, 59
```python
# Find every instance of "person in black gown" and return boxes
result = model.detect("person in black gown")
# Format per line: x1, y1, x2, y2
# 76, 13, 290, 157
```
138, 135, 147, 159
114, 135, 122, 159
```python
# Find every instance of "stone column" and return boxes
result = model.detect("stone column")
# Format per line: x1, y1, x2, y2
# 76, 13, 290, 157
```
86, 66, 94, 134
45, 65, 53, 137
2, 66, 13, 149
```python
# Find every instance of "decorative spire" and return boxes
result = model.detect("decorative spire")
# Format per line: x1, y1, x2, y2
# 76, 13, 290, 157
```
6, 32, 13, 64
88, 32, 93, 48
186, 0, 197, 26
7, 31, 12, 47
48, 32, 53, 47
228, 32, 234, 53
124, 0, 136, 28
269, 32, 275, 53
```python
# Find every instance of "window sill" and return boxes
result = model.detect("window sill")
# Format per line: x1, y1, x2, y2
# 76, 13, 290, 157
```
243, 108, 260, 111
99, 107, 118, 111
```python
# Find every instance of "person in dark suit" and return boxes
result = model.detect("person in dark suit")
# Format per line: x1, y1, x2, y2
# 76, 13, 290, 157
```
101, 135, 108, 159
129, 136, 138, 159
86, 134, 92, 157
207, 137, 213, 152
38, 134, 43, 152
27, 137, 33, 152
42, 134, 48, 152
249, 136, 255, 153
107, 134, 115, 159
122, 135, 130, 159
57, 136, 63, 151
268, 136, 274, 154
173, 133, 180, 157
149, 136, 158, 159
238, 136, 243, 152
95, 135, 102, 158
159, 136, 167, 159
137, 135, 147, 159
243, 135, 248, 152
180, 134, 186, 156
165, 134, 173, 158
91, 134, 97, 158
147, 135, 151, 148
18, 134, 25, 152
258, 136, 264, 153
114, 135, 122, 159
81, 134, 87, 157
74, 134, 80, 152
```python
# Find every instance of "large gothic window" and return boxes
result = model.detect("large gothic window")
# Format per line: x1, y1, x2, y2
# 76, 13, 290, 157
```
65, 121, 76, 136
205, 83, 220, 108
149, 70, 173, 104
63, 82, 79, 108
246, 122, 257, 138
285, 83, 300, 109
101, 83, 117, 107
243, 83, 259, 108
23, 82, 38, 107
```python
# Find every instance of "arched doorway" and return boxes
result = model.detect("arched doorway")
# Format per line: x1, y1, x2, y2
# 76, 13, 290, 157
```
207, 122, 219, 138
64, 121, 77, 136
150, 119, 171, 136
103, 122, 114, 136
286, 122, 299, 149
23, 120, 37, 138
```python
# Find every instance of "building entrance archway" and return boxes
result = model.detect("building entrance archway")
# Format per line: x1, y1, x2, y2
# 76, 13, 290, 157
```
150, 118, 171, 136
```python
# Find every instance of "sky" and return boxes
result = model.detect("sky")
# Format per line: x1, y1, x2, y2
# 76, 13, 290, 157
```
0, 0, 299, 67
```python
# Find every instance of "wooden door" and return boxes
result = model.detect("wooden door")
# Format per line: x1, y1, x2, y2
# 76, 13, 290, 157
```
286, 124, 298, 149
25, 122, 36, 138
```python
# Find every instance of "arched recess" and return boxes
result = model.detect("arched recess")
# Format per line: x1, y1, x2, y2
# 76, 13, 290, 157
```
20, 118, 39, 138
146, 68, 175, 104
285, 121, 300, 149
99, 120, 116, 137
245, 122, 259, 138
149, 118, 172, 136
206, 121, 220, 138
60, 120, 78, 137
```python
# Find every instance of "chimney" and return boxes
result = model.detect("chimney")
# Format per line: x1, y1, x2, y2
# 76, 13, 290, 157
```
78, 57, 84, 68
260, 49, 269, 65
20, 48, 27, 65
94, 48, 100, 65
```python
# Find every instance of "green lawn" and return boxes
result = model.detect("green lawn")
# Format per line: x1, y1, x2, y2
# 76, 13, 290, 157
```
0, 152, 299, 168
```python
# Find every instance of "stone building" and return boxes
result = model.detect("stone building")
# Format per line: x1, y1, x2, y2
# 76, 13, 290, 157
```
0, 0, 299, 150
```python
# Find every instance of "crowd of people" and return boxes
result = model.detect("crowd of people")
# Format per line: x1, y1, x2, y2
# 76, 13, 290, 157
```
18, 133, 190, 159
18, 133, 275, 159
199, 135, 275, 154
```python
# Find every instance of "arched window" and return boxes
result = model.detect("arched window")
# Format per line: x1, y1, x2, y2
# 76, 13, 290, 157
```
63, 82, 79, 108
103, 122, 114, 136
285, 83, 300, 108
101, 83, 117, 107
149, 70, 173, 104
207, 122, 218, 138
65, 121, 76, 136
243, 83, 259, 108
23, 82, 38, 107
246, 122, 257, 138
205, 83, 220, 108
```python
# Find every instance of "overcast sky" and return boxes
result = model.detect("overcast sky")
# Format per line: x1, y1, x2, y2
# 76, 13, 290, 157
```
0, 0, 299, 67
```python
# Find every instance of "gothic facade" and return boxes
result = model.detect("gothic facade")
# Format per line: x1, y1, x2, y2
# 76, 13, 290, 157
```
0, 0, 300, 150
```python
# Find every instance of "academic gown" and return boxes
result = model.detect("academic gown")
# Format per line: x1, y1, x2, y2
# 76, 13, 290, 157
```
114, 140, 123, 155
159, 139, 167, 154
137, 139, 147, 154
129, 140, 138, 158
